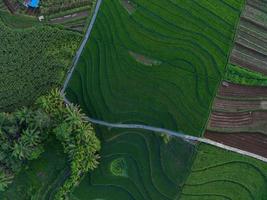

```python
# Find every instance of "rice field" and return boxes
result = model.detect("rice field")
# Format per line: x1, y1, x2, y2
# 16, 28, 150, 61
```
66, 0, 244, 136
70, 127, 196, 200
180, 144, 267, 200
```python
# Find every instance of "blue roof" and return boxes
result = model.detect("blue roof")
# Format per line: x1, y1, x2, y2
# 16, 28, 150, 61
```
28, 0, 40, 8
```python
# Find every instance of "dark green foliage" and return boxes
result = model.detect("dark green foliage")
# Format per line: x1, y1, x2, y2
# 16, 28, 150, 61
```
0, 89, 100, 198
36, 89, 101, 199
224, 64, 267, 86
0, 19, 81, 111
0, 107, 49, 191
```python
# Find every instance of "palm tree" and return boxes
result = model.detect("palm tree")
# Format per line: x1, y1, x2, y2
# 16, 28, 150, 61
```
0, 169, 14, 192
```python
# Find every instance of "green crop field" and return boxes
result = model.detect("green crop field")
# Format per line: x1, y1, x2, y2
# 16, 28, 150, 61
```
224, 64, 267, 86
180, 144, 267, 200
0, 18, 82, 111
0, 127, 196, 200
66, 0, 244, 136
70, 126, 196, 200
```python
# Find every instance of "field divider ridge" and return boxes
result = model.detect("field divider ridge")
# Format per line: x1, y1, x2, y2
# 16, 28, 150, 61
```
61, 0, 267, 164
61, 0, 103, 94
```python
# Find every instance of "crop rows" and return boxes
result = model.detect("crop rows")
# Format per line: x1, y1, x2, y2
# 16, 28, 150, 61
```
230, 0, 267, 75
0, 20, 81, 111
70, 127, 196, 200
66, 0, 244, 136
206, 131, 267, 158
180, 144, 267, 200
206, 82, 267, 134
43, 0, 95, 33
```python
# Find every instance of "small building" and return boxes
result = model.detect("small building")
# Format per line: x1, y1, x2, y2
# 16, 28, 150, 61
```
24, 0, 40, 9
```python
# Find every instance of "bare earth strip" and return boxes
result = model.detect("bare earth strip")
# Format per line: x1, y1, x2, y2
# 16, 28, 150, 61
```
205, 131, 267, 159
49, 11, 89, 24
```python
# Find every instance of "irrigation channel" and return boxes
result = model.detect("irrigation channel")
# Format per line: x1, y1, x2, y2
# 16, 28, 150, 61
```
61, 0, 267, 163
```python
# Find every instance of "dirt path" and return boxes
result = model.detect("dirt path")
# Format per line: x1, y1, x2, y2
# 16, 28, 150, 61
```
49, 10, 89, 24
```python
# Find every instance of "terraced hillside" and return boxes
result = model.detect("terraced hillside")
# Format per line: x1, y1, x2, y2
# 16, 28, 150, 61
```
43, 0, 95, 33
0, 127, 196, 199
180, 144, 267, 200
230, 0, 267, 74
66, 0, 244, 136
70, 127, 196, 200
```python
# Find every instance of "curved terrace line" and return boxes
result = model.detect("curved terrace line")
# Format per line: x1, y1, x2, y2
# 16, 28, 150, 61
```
61, 0, 267, 164
61, 0, 103, 93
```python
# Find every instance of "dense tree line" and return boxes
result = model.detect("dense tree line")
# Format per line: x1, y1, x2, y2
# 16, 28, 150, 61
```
0, 89, 100, 198
0, 19, 82, 111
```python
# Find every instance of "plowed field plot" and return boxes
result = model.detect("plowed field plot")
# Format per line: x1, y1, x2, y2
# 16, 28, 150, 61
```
206, 131, 267, 158
207, 82, 267, 134
66, 0, 244, 136
230, 0, 267, 74
70, 127, 196, 200
180, 144, 267, 200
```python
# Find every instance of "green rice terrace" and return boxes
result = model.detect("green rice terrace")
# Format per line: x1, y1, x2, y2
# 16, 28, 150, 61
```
1, 0, 267, 199
66, 0, 244, 136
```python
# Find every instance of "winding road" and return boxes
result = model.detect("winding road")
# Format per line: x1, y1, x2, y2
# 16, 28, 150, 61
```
61, 0, 267, 163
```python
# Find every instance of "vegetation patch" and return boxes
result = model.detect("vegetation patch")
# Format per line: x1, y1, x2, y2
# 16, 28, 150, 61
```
224, 64, 267, 86
0, 89, 100, 199
180, 144, 267, 200
66, 0, 244, 136
110, 157, 128, 177
0, 20, 81, 112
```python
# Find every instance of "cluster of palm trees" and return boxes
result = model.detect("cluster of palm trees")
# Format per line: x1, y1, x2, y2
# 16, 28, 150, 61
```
0, 89, 101, 198
0, 107, 49, 191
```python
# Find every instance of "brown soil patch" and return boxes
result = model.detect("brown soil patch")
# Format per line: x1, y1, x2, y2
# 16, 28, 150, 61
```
205, 131, 267, 158
217, 82, 267, 98
129, 51, 162, 66
120, 0, 137, 14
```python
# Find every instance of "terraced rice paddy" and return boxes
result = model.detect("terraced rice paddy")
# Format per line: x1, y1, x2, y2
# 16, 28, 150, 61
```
70, 127, 196, 200
180, 144, 267, 200
230, 0, 267, 74
66, 0, 244, 136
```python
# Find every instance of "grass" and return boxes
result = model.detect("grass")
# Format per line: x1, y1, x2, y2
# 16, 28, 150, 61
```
0, 18, 82, 111
70, 126, 196, 200
0, 139, 68, 200
224, 64, 267, 86
66, 0, 244, 136
180, 144, 267, 200
0, 10, 39, 29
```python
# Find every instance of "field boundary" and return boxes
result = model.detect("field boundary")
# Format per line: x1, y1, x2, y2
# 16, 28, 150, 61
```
63, 97, 267, 163
61, 0, 267, 164
61, 0, 102, 94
